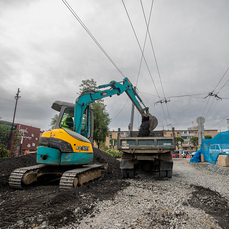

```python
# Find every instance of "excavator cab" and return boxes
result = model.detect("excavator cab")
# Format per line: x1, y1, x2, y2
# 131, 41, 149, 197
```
37, 101, 94, 166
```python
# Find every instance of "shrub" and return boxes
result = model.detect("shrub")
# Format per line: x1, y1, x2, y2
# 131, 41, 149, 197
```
106, 149, 122, 158
0, 144, 10, 158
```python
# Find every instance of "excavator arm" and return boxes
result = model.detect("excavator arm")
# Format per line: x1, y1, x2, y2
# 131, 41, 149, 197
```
74, 77, 157, 134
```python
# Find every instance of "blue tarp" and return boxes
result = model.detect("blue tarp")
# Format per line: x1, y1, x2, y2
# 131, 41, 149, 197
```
190, 149, 202, 163
190, 130, 229, 164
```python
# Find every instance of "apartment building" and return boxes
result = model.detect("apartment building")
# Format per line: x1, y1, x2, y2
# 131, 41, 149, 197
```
163, 128, 218, 151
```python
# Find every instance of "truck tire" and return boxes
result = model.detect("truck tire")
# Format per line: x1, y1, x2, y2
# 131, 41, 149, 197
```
159, 170, 166, 178
128, 169, 135, 178
166, 170, 172, 178
122, 169, 128, 178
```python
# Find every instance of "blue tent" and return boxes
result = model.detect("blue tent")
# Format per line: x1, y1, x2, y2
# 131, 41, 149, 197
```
190, 130, 229, 164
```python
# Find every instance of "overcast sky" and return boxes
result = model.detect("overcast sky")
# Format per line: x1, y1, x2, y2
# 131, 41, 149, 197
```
1, 0, 229, 133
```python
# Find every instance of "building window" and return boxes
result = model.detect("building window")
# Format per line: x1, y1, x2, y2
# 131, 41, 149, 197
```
177, 132, 179, 135
109, 134, 112, 138
207, 131, 210, 134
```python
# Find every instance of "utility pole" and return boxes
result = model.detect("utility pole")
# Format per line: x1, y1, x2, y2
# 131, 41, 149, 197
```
8, 88, 21, 156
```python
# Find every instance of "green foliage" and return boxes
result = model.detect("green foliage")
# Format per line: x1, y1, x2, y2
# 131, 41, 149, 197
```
205, 135, 212, 139
109, 138, 117, 149
50, 114, 59, 129
0, 124, 11, 145
92, 101, 111, 147
79, 78, 98, 93
0, 124, 21, 151
0, 144, 10, 158
175, 137, 184, 147
106, 149, 122, 158
190, 136, 198, 147
79, 79, 111, 148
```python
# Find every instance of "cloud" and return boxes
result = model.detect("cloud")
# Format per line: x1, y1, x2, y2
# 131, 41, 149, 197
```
1, 0, 229, 133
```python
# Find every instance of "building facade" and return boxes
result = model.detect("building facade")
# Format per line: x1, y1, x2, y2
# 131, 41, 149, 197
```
0, 120, 40, 155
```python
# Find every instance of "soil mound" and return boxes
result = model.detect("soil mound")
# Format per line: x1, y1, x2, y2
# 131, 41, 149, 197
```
0, 148, 128, 228
93, 147, 122, 179
0, 153, 37, 177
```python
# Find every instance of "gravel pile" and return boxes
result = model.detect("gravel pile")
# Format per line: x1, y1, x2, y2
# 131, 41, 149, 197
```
1, 154, 229, 229
64, 159, 229, 229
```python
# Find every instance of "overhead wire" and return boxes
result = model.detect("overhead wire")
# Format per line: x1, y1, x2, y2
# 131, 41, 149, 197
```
121, 0, 161, 99
202, 66, 229, 118
111, 98, 129, 121
62, 0, 137, 127
135, 0, 154, 86
210, 114, 229, 128
139, 0, 172, 126
214, 67, 229, 93
62, 0, 126, 78
122, 0, 170, 127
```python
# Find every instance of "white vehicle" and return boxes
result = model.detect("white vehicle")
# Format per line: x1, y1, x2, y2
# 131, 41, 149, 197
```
209, 144, 229, 155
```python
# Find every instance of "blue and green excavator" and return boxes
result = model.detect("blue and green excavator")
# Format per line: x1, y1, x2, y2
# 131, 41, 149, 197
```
9, 77, 157, 189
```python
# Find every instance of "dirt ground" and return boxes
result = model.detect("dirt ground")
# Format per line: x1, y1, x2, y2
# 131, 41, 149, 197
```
0, 148, 128, 228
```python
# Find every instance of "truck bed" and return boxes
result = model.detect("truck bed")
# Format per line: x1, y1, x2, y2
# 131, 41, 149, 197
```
118, 136, 175, 154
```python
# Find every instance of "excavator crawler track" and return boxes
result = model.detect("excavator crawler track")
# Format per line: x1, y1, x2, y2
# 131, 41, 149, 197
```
9, 164, 46, 189
59, 164, 103, 190
9, 164, 103, 190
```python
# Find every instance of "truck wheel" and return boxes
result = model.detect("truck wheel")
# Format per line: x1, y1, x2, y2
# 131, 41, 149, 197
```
128, 169, 135, 178
159, 170, 166, 178
166, 170, 172, 178
122, 169, 128, 178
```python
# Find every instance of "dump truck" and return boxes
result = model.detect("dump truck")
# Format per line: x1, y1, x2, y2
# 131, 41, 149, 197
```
118, 129, 175, 178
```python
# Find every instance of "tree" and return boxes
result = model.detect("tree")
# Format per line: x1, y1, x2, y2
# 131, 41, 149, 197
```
205, 135, 212, 139
175, 137, 184, 148
79, 79, 111, 148
0, 124, 21, 158
109, 138, 117, 149
50, 114, 59, 129
190, 136, 198, 150
79, 79, 98, 94
92, 102, 110, 148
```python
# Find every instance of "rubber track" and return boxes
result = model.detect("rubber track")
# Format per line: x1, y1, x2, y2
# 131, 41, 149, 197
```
9, 164, 46, 189
59, 164, 103, 190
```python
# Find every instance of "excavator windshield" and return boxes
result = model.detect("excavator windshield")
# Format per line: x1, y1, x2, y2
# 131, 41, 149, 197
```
60, 108, 74, 130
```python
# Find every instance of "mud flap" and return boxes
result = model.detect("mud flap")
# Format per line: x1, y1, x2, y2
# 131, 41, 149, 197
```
159, 160, 173, 178
120, 160, 134, 169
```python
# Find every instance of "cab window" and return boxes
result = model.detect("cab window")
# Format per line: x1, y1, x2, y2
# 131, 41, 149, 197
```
60, 108, 74, 130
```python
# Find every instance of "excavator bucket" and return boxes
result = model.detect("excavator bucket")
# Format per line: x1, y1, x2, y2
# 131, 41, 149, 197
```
148, 113, 158, 134
138, 113, 158, 137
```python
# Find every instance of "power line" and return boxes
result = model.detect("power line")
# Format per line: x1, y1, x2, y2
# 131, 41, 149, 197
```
139, 0, 172, 126
62, 0, 126, 78
111, 98, 129, 121
210, 114, 229, 128
122, 0, 170, 127
214, 66, 229, 93
135, 0, 154, 86
121, 0, 161, 99
202, 66, 229, 117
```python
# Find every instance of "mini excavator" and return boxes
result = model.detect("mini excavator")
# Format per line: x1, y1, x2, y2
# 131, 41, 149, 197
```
9, 77, 157, 189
